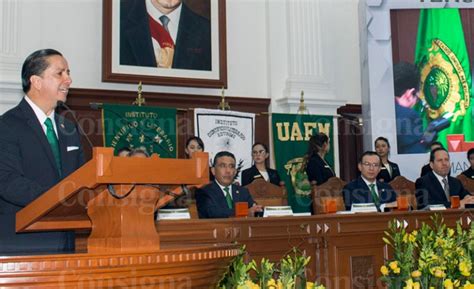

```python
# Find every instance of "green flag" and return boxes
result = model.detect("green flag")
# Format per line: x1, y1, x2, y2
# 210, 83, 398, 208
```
414, 8, 473, 148
102, 104, 177, 157
271, 114, 334, 213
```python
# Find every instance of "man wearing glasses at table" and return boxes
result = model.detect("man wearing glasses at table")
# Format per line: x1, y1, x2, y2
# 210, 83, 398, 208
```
343, 151, 397, 211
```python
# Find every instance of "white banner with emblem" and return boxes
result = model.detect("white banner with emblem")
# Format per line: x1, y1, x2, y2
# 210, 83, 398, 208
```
194, 108, 255, 183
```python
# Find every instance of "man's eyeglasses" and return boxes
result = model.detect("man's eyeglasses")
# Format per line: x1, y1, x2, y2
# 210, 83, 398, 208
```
361, 162, 380, 169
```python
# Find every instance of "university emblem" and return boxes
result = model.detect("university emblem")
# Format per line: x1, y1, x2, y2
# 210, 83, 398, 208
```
418, 39, 470, 121
284, 157, 311, 196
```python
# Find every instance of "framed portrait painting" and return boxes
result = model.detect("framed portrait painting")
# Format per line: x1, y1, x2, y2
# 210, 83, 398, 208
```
102, 0, 227, 88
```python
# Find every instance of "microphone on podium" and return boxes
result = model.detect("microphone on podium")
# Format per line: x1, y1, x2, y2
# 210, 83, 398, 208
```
57, 101, 94, 150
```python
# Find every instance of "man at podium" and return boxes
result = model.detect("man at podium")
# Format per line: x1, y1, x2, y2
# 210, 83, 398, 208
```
0, 49, 84, 254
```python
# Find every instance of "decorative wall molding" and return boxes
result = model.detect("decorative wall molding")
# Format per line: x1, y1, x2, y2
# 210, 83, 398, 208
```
274, 97, 345, 116
283, 0, 335, 102
0, 0, 19, 57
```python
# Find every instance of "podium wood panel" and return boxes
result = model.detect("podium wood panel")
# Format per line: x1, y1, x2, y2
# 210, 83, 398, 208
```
0, 244, 238, 288
152, 210, 473, 289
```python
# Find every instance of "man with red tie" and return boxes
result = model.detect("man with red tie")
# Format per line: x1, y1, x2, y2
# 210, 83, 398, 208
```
120, 0, 211, 71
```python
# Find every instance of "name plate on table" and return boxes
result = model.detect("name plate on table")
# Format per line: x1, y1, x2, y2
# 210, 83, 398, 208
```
351, 203, 378, 213
263, 206, 294, 217
157, 208, 191, 220
424, 204, 446, 211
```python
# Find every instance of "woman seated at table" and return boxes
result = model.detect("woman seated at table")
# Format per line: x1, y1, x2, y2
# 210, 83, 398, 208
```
304, 133, 335, 186
241, 143, 281, 186
374, 136, 400, 183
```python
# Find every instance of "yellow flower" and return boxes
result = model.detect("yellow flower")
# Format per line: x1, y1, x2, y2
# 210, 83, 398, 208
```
405, 278, 414, 289
413, 282, 420, 289
462, 282, 474, 289
444, 279, 454, 289
411, 270, 422, 278
306, 281, 315, 289
412, 230, 418, 236
389, 261, 399, 270
393, 267, 401, 274
459, 261, 471, 277
409, 234, 416, 243
447, 228, 454, 237
434, 269, 445, 278
267, 278, 277, 288
381, 265, 389, 276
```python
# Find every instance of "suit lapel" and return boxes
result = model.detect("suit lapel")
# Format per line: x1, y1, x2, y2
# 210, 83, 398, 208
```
55, 115, 69, 175
429, 172, 447, 201
20, 100, 59, 178
232, 185, 240, 203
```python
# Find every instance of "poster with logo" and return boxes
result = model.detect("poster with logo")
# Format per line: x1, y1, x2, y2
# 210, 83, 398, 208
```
194, 108, 255, 182
102, 104, 177, 158
272, 113, 334, 213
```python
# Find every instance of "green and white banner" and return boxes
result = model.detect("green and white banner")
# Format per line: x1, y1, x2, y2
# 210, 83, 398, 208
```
102, 104, 177, 158
414, 8, 473, 149
194, 108, 255, 182
272, 113, 334, 213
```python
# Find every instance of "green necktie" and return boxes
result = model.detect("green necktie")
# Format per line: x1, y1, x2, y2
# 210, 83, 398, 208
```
44, 118, 61, 176
369, 183, 380, 207
224, 186, 233, 209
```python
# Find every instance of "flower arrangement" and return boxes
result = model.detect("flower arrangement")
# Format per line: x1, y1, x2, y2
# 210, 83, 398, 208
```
218, 247, 325, 289
381, 215, 473, 289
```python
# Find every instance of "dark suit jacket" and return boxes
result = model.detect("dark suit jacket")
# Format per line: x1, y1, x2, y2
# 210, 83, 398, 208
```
376, 161, 401, 183
305, 154, 335, 185
415, 171, 469, 209
462, 167, 474, 179
241, 165, 281, 186
196, 181, 255, 219
120, 0, 211, 70
0, 99, 84, 254
395, 103, 427, 154
342, 177, 396, 211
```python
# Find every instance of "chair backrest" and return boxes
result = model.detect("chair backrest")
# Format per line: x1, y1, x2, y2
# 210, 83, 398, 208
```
457, 174, 474, 194
312, 177, 346, 214
245, 178, 287, 207
389, 176, 417, 210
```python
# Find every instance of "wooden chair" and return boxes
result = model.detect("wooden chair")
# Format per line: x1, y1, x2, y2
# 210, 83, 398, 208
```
457, 174, 474, 194
245, 178, 287, 207
389, 176, 417, 210
312, 177, 346, 214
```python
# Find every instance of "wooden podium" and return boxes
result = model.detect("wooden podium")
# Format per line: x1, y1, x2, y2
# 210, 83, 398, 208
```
0, 148, 238, 288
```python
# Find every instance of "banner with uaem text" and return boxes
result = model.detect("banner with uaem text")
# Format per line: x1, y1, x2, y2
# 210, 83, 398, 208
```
272, 114, 334, 213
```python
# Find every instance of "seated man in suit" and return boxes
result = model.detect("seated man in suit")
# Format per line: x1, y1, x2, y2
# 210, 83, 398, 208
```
196, 151, 263, 218
415, 148, 474, 209
343, 151, 397, 211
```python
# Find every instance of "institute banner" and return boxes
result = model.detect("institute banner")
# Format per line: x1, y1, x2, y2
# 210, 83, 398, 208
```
272, 113, 334, 213
414, 8, 473, 149
194, 108, 255, 182
102, 104, 177, 158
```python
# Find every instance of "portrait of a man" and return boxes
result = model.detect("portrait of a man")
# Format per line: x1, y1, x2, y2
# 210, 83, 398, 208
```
120, 0, 212, 71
